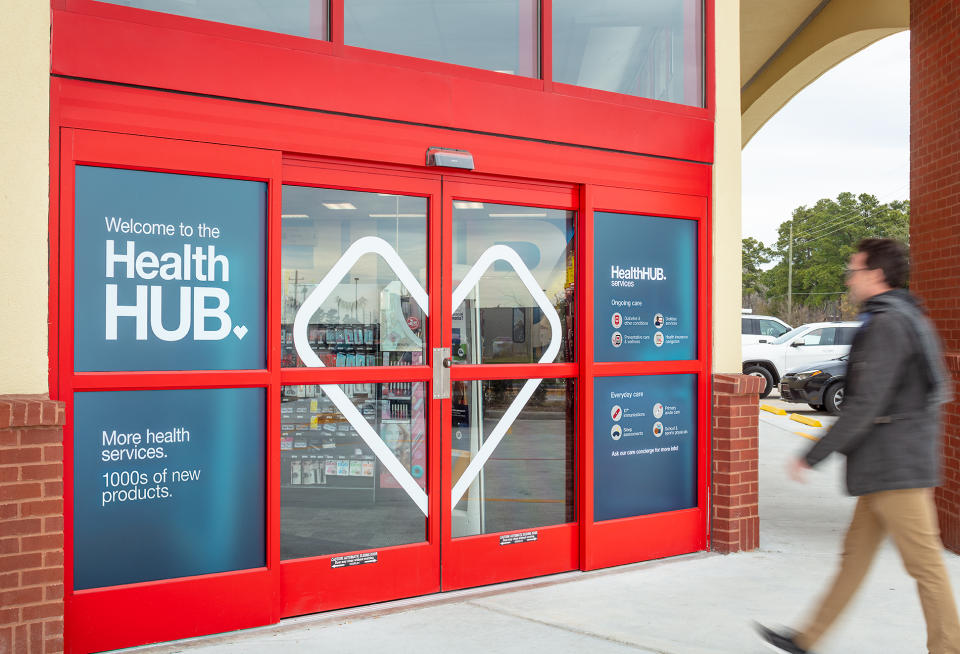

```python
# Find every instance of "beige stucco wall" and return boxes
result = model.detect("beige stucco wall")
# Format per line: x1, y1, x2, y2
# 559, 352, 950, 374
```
0, 3, 50, 394
713, 0, 743, 373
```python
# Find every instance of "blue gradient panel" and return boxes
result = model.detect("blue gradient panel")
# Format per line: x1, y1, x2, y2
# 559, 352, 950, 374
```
73, 388, 265, 590
593, 212, 697, 361
593, 375, 697, 521
74, 166, 267, 371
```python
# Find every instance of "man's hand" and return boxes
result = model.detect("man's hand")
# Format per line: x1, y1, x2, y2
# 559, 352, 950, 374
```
789, 457, 811, 483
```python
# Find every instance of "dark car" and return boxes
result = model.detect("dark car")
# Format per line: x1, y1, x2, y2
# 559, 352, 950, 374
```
778, 355, 847, 415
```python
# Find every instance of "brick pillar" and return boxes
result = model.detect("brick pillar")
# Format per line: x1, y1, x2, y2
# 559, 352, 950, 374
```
711, 373, 764, 553
0, 396, 65, 654
911, 0, 960, 553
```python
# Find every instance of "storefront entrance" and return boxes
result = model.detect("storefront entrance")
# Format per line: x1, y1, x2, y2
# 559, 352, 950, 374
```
277, 163, 579, 615
58, 124, 708, 653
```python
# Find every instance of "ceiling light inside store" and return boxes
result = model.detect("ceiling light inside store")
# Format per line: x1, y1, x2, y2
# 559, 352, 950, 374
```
453, 201, 485, 209
369, 213, 426, 218
322, 203, 357, 210
281, 214, 310, 219
488, 213, 548, 218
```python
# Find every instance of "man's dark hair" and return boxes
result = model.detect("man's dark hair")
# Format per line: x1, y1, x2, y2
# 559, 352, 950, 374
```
857, 238, 909, 288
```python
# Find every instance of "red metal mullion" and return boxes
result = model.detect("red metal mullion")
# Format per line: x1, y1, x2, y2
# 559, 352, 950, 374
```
329, 0, 344, 55
70, 370, 271, 391
449, 363, 576, 381
438, 175, 454, 569
591, 361, 701, 377
698, 171, 713, 546
59, 129, 78, 652
279, 366, 431, 386
266, 153, 284, 621
541, 0, 553, 90
578, 183, 594, 570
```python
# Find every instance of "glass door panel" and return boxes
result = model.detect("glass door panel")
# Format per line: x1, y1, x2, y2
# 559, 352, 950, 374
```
278, 165, 441, 617
441, 179, 579, 591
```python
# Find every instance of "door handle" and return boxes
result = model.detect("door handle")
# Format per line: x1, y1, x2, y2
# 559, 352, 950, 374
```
433, 347, 451, 399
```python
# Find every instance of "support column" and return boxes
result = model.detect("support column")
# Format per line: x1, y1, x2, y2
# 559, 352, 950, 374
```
711, 373, 764, 553
0, 396, 65, 654
910, 0, 960, 553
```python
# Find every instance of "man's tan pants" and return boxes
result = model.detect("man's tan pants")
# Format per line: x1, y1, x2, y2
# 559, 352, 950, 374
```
795, 488, 960, 653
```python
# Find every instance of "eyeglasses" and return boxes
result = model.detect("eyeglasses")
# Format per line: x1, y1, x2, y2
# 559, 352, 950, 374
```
844, 267, 870, 279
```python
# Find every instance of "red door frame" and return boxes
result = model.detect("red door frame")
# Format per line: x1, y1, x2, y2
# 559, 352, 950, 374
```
57, 129, 283, 654
439, 177, 580, 590
578, 185, 711, 570
276, 162, 445, 617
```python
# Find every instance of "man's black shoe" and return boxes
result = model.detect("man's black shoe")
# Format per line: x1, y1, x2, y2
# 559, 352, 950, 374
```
753, 622, 810, 654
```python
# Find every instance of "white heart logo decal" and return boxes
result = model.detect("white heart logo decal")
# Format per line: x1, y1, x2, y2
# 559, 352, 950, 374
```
292, 237, 561, 517
233, 325, 248, 340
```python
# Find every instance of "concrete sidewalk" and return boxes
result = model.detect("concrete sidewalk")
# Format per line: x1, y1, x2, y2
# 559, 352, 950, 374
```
129, 401, 960, 654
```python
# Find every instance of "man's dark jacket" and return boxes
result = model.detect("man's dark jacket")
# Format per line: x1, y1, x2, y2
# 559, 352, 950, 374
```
803, 288, 951, 496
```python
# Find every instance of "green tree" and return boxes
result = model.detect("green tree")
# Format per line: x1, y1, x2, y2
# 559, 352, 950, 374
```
742, 236, 773, 297
759, 193, 909, 320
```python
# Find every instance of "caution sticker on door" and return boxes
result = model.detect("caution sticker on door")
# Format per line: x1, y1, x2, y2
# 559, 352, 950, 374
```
499, 531, 538, 546
331, 552, 378, 568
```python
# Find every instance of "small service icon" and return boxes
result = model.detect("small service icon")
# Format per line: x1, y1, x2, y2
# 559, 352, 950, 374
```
653, 421, 664, 437
611, 405, 622, 422
653, 402, 664, 419
611, 331, 623, 347
654, 313, 664, 328
654, 331, 665, 347
612, 312, 623, 328
611, 424, 623, 440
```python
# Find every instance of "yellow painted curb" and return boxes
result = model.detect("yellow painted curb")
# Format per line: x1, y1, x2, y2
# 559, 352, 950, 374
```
760, 404, 787, 415
794, 431, 820, 442
790, 413, 822, 428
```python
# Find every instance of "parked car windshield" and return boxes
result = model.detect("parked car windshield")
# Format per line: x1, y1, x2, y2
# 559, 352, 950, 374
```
771, 326, 807, 345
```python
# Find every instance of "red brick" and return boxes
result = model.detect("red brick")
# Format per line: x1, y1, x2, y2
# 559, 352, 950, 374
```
44, 584, 63, 601
0, 448, 41, 466
0, 503, 19, 520
21, 603, 61, 621
19, 430, 61, 447
0, 553, 42, 575
20, 568, 61, 587
20, 535, 60, 554
43, 552, 62, 567
44, 636, 63, 654
20, 500, 62, 518
0, 587, 43, 607
42, 446, 62, 463
42, 518, 62, 534
0, 404, 10, 429
2, 519, 42, 537
0, 431, 19, 448
0, 539, 19, 555
42, 482, 62, 498
43, 621, 62, 638
0, 572, 19, 589
0, 608, 18, 626
20, 465, 61, 482
0, 483, 43, 502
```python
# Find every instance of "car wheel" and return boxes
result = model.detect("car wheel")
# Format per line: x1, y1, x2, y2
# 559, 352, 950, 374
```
824, 382, 845, 415
808, 403, 825, 412
744, 365, 774, 399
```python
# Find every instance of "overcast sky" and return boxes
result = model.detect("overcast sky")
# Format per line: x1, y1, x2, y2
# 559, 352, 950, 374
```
741, 31, 910, 248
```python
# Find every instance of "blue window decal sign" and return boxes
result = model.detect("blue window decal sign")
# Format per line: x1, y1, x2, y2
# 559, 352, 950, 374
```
593, 374, 697, 521
74, 166, 267, 371
73, 388, 266, 590
593, 212, 697, 362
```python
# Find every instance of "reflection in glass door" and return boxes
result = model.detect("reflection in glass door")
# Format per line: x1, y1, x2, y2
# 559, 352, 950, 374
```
443, 183, 579, 589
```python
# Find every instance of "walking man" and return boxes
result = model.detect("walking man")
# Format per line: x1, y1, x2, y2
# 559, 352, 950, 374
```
756, 238, 960, 653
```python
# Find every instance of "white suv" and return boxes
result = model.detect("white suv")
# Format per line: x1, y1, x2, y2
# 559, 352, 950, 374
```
742, 321, 861, 398
741, 314, 791, 346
